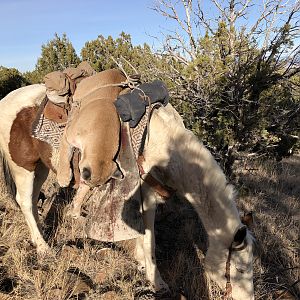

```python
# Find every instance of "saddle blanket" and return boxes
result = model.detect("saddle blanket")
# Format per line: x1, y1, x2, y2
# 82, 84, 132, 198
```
32, 114, 66, 149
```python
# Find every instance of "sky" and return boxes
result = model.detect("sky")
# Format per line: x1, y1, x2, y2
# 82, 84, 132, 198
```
0, 0, 167, 72
0, 0, 291, 72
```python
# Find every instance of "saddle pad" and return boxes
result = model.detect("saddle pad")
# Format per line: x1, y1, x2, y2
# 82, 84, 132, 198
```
32, 113, 66, 149
85, 122, 144, 242
130, 103, 162, 159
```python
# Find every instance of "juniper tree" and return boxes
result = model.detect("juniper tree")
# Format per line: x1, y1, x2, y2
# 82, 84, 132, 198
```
35, 33, 80, 80
152, 0, 300, 166
0, 66, 27, 99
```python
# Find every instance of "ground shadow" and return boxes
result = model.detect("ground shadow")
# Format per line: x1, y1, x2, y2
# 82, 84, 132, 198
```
235, 156, 300, 299
42, 187, 75, 243
154, 197, 209, 299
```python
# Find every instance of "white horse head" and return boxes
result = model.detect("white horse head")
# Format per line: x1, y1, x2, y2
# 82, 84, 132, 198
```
205, 225, 255, 300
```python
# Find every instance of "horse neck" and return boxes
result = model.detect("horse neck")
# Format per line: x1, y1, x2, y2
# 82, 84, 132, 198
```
177, 136, 240, 244
144, 111, 241, 247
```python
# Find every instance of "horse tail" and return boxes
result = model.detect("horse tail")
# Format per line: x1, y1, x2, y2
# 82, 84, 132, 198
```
0, 150, 16, 198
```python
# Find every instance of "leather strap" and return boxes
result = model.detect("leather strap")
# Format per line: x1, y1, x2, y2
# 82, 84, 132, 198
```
223, 233, 248, 299
137, 155, 175, 199
43, 100, 68, 123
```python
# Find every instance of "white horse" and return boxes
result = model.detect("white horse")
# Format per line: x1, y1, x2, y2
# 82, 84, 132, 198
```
0, 84, 254, 299
137, 104, 255, 299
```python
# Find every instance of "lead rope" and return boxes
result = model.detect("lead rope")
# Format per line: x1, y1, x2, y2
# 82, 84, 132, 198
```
223, 238, 248, 300
223, 246, 233, 300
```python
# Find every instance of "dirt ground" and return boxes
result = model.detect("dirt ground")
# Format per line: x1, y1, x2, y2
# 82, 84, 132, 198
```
0, 155, 299, 299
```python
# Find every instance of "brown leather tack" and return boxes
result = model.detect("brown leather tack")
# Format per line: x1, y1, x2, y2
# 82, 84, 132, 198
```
43, 101, 68, 123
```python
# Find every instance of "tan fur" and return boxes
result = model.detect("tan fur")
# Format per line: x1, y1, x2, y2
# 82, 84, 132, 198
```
59, 99, 120, 186
57, 69, 126, 188
73, 69, 126, 102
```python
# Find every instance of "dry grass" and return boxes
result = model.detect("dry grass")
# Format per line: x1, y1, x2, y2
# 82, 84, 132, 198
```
234, 155, 299, 300
0, 156, 299, 299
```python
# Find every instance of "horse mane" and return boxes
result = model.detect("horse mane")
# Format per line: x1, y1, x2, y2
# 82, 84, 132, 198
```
0, 150, 16, 198
175, 129, 238, 213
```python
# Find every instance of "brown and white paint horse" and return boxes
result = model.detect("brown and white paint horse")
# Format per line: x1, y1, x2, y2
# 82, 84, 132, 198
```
0, 84, 255, 299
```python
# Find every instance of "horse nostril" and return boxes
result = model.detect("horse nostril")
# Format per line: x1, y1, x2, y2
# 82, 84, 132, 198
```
82, 167, 91, 180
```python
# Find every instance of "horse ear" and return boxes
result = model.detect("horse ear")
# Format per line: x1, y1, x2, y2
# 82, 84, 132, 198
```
111, 167, 123, 180
241, 211, 254, 228
234, 225, 247, 245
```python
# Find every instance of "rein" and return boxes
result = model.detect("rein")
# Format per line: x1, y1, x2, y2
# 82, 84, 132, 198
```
223, 236, 248, 300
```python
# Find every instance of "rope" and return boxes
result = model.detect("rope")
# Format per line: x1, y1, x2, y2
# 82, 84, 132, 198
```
223, 246, 233, 300
223, 232, 248, 300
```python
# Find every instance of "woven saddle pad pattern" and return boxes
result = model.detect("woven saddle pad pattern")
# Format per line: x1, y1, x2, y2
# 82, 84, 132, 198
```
32, 114, 66, 149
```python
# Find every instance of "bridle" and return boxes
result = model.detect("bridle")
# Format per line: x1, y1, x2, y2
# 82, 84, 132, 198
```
223, 226, 248, 300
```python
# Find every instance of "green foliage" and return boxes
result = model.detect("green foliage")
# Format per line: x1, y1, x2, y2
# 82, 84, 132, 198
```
23, 70, 42, 84
81, 32, 170, 84
0, 66, 28, 99
150, 1, 300, 167
81, 32, 135, 72
35, 33, 80, 81
165, 23, 299, 164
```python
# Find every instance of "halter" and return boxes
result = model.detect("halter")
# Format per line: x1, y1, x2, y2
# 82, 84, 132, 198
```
223, 226, 248, 300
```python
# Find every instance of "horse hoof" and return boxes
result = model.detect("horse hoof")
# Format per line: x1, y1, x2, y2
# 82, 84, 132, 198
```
36, 243, 51, 253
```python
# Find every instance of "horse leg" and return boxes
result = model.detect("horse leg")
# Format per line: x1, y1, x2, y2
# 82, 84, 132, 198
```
32, 161, 49, 229
137, 182, 169, 291
135, 235, 146, 271
57, 133, 73, 187
67, 183, 90, 218
12, 164, 50, 254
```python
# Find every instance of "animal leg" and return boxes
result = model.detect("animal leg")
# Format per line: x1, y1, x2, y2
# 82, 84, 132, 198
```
138, 182, 169, 291
13, 166, 50, 254
67, 183, 90, 218
135, 236, 146, 271
32, 161, 49, 228
57, 133, 73, 187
